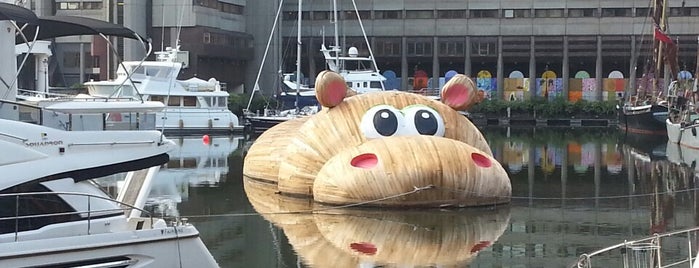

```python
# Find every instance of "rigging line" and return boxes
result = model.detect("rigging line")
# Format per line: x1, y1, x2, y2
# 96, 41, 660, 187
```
160, 1, 166, 52
432, 185, 699, 200
178, 185, 435, 219
246, 0, 285, 112
350, 0, 383, 90
175, 0, 187, 48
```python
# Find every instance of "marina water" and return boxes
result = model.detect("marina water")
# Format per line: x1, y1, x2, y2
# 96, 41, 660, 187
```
117, 128, 698, 267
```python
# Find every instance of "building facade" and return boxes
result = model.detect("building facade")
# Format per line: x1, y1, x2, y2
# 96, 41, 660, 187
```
279, 0, 699, 101
27, 0, 253, 92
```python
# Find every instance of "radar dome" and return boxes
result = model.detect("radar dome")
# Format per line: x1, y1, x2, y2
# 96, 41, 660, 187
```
348, 47, 358, 57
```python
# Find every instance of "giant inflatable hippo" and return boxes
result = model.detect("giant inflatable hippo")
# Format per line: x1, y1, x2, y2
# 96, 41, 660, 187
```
244, 71, 511, 207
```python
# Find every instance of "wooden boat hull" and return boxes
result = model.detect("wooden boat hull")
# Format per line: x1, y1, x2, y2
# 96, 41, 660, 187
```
617, 104, 668, 135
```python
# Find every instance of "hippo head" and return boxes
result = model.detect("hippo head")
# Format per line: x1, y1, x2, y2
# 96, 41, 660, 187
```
244, 71, 510, 207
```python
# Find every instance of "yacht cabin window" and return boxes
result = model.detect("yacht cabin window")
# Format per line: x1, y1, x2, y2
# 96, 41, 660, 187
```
370, 81, 382, 89
183, 96, 197, 107
0, 184, 80, 234
218, 97, 227, 107
167, 96, 181, 106
150, 95, 165, 103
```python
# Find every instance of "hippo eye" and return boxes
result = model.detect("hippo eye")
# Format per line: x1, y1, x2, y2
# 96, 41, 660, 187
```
403, 105, 445, 137
360, 105, 404, 139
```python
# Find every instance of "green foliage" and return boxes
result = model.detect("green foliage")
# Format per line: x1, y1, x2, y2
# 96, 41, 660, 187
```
228, 92, 279, 116
470, 97, 617, 118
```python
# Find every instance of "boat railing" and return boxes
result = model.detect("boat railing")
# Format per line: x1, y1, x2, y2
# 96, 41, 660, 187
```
575, 226, 699, 268
17, 88, 74, 99
0, 191, 156, 242
411, 88, 441, 97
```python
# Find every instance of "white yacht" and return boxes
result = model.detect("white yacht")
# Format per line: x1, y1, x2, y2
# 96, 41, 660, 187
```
0, 118, 219, 267
84, 46, 242, 134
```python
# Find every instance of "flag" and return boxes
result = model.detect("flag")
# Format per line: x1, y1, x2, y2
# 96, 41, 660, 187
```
654, 25, 674, 44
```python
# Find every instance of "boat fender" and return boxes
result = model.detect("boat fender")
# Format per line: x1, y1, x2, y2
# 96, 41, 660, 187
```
692, 127, 697, 137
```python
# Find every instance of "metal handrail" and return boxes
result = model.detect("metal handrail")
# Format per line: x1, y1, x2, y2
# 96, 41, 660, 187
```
0, 191, 155, 242
67, 140, 156, 146
576, 226, 699, 268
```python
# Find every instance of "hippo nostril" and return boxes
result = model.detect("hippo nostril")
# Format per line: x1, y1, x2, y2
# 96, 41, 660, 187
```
471, 152, 492, 168
350, 242, 377, 255
351, 153, 378, 169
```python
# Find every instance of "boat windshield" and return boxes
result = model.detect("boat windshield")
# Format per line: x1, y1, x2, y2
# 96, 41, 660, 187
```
129, 65, 173, 79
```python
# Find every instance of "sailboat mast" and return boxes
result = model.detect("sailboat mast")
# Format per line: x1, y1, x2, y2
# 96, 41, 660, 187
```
333, 0, 339, 50
654, 0, 668, 78
296, 0, 302, 112
694, 36, 699, 92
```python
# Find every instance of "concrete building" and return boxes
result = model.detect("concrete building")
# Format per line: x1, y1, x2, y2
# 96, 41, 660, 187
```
279, 0, 699, 101
26, 0, 253, 93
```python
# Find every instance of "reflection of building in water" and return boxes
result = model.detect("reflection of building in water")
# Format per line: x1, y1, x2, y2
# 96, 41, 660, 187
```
503, 141, 527, 174
476, 130, 699, 266
144, 136, 243, 216
495, 137, 622, 177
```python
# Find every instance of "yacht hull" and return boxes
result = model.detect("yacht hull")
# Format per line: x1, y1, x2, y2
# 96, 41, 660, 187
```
157, 109, 242, 134
0, 226, 217, 268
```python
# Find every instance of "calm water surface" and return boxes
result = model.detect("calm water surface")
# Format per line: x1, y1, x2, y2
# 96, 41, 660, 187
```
144, 128, 699, 267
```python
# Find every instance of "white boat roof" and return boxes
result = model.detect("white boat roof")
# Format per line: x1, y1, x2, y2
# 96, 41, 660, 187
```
43, 100, 165, 113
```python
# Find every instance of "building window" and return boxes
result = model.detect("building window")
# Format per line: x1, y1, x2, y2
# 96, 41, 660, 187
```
313, 11, 330, 20
568, 8, 597, 17
194, 0, 218, 9
437, 10, 467, 19
407, 40, 432, 56
513, 9, 532, 18
439, 41, 464, 56
405, 10, 434, 19
601, 8, 632, 17
203, 32, 211, 44
669, 7, 699, 17
92, 55, 100, 68
220, 3, 243, 15
282, 11, 297, 20
63, 52, 80, 68
57, 2, 79, 10
635, 8, 650, 17
375, 10, 402, 19
470, 9, 498, 18
375, 38, 401, 56
472, 41, 496, 56
534, 9, 564, 18
343, 10, 370, 20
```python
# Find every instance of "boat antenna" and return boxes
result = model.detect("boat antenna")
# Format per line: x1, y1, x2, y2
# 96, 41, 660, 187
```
245, 0, 285, 112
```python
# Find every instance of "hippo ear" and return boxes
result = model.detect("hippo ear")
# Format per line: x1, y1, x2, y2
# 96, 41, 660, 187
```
315, 70, 348, 108
440, 74, 477, 111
